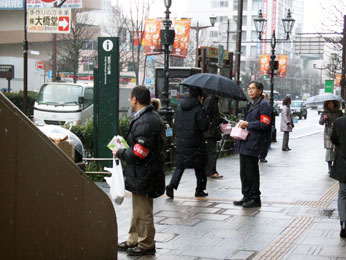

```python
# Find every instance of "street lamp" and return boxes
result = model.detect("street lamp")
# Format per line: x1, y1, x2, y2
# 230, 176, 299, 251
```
313, 53, 339, 93
254, 9, 295, 142
190, 15, 216, 49
160, 0, 175, 126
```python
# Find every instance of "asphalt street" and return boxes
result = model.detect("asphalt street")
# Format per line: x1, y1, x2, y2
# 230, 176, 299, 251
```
97, 109, 346, 260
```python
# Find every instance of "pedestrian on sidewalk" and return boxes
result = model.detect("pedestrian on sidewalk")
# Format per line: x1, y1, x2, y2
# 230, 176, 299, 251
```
203, 92, 227, 178
233, 81, 272, 208
330, 115, 346, 238
259, 92, 272, 163
280, 96, 294, 151
113, 86, 166, 256
319, 100, 343, 173
166, 87, 209, 199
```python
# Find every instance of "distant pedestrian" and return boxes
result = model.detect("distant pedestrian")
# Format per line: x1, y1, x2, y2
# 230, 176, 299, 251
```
166, 87, 209, 199
259, 92, 272, 162
233, 81, 272, 208
203, 93, 227, 178
151, 98, 161, 112
330, 115, 346, 238
113, 86, 166, 256
319, 100, 343, 173
280, 96, 294, 151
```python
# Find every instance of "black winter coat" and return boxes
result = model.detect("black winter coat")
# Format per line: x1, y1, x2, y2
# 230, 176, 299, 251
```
174, 96, 208, 169
330, 116, 346, 183
203, 95, 224, 141
235, 96, 272, 157
116, 105, 166, 198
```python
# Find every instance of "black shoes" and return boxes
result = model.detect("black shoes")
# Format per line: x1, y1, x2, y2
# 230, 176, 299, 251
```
127, 246, 156, 256
118, 241, 137, 251
166, 185, 174, 199
260, 158, 268, 163
195, 191, 208, 197
243, 199, 261, 208
340, 221, 346, 238
282, 147, 291, 151
233, 197, 249, 206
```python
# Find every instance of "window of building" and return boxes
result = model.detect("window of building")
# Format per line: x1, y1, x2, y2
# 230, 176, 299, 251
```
209, 30, 219, 38
220, 0, 228, 7
252, 0, 259, 11
251, 31, 258, 41
251, 15, 257, 26
242, 31, 246, 41
233, 0, 247, 10
241, 46, 246, 56
250, 46, 257, 56
232, 15, 247, 27
217, 16, 228, 23
82, 40, 94, 50
210, 0, 228, 8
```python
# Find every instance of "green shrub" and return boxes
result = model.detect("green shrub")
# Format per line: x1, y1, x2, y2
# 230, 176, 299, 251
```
3, 91, 38, 117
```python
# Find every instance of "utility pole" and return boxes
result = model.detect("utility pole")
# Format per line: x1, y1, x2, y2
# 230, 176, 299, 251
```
233, 0, 243, 116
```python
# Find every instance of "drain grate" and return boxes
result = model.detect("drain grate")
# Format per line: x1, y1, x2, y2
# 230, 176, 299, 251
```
303, 208, 335, 218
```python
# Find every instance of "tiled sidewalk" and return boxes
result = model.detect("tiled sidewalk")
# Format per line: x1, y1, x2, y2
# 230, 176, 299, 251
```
97, 130, 346, 260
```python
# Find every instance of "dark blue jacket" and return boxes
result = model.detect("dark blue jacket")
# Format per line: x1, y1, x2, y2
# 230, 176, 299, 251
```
235, 96, 272, 157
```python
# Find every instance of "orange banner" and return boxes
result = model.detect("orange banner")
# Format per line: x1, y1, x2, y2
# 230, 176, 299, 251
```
142, 19, 163, 55
259, 55, 271, 76
335, 74, 346, 86
276, 55, 288, 78
171, 19, 191, 58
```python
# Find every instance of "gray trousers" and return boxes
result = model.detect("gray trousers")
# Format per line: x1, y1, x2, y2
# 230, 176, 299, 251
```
338, 182, 346, 222
282, 131, 290, 149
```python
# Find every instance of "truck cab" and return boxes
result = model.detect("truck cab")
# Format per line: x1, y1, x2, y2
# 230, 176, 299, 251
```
33, 82, 93, 126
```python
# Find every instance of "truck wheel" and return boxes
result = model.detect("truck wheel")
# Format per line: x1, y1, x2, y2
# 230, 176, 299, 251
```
299, 115, 302, 120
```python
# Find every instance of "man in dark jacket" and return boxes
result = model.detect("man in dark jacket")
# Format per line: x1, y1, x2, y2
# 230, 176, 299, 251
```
166, 87, 209, 199
113, 86, 165, 256
233, 81, 272, 208
203, 94, 227, 178
330, 115, 346, 238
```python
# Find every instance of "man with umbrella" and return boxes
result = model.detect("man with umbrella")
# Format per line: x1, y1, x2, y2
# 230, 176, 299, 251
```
233, 81, 272, 208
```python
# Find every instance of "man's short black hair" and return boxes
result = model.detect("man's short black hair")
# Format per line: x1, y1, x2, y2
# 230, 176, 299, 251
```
189, 86, 203, 98
249, 81, 264, 91
131, 85, 150, 105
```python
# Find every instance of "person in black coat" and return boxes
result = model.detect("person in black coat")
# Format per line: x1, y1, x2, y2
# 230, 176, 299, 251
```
330, 115, 346, 238
203, 93, 227, 178
233, 81, 272, 208
166, 87, 209, 199
113, 86, 165, 256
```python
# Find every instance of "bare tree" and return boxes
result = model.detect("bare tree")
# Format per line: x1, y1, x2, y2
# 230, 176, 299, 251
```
57, 10, 99, 83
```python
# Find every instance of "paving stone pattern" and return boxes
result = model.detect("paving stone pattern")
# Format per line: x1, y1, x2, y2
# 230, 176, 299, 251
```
97, 127, 346, 260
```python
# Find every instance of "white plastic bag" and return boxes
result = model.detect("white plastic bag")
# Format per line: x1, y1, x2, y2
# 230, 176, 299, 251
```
104, 159, 125, 205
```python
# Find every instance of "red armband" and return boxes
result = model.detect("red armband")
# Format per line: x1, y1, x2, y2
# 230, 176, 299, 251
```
133, 143, 149, 159
260, 115, 271, 125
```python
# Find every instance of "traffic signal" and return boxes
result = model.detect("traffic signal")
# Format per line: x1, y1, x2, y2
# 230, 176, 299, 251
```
263, 75, 267, 79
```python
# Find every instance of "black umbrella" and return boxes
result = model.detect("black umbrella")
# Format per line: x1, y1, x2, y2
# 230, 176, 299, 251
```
180, 73, 248, 101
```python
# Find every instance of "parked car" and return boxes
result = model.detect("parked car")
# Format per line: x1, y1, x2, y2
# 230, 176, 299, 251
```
291, 100, 308, 119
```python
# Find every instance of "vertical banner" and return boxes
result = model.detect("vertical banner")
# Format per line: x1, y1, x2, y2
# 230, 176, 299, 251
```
261, 0, 268, 54
276, 55, 288, 77
171, 19, 191, 58
142, 19, 163, 55
259, 55, 271, 76
325, 80, 334, 93
335, 74, 343, 86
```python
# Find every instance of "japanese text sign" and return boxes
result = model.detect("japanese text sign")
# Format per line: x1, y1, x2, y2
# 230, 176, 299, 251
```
142, 19, 163, 55
171, 19, 191, 58
27, 8, 71, 34
276, 55, 288, 78
259, 55, 270, 76
27, 0, 82, 9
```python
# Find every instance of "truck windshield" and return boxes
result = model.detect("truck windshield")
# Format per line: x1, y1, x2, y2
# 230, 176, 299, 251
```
291, 102, 303, 107
36, 84, 83, 106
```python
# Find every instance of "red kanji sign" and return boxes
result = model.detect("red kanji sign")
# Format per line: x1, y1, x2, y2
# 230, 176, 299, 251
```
40, 0, 57, 3
58, 16, 70, 32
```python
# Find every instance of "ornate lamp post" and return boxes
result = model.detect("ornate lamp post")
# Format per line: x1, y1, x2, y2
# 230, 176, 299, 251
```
190, 16, 216, 49
160, 0, 175, 126
254, 9, 295, 142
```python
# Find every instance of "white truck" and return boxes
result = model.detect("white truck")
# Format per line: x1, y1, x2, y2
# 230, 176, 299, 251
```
33, 82, 94, 126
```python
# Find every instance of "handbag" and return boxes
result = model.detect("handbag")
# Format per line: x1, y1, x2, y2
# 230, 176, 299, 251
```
104, 158, 125, 205
230, 124, 249, 140
220, 123, 232, 135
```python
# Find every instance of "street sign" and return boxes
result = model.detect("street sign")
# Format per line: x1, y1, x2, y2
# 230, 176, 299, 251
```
27, 8, 71, 34
218, 45, 224, 68
36, 60, 44, 70
325, 80, 334, 93
0, 65, 14, 79
0, 0, 23, 9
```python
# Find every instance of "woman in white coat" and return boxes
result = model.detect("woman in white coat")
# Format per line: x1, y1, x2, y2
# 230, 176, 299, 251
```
280, 96, 294, 151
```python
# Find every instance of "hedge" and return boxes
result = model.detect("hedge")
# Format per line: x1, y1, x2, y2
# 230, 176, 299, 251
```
2, 91, 38, 117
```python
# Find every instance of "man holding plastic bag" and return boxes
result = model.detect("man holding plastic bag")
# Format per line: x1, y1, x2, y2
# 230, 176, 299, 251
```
112, 86, 166, 256
233, 81, 272, 208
